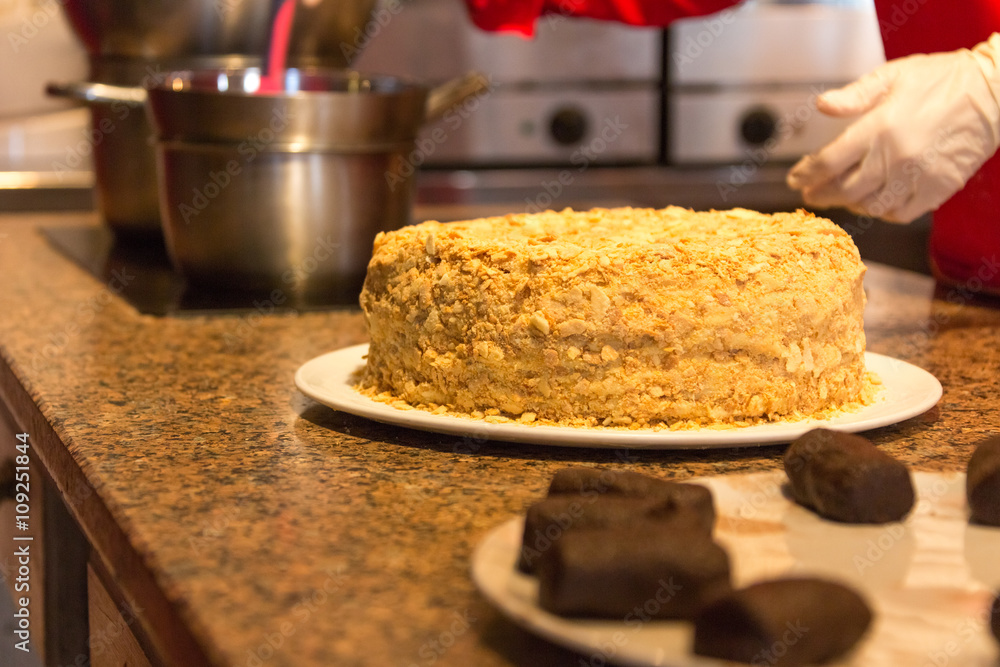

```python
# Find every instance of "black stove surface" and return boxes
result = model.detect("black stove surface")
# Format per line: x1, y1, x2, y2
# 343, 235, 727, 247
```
43, 226, 361, 316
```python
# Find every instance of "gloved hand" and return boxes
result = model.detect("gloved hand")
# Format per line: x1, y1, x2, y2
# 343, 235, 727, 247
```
787, 33, 1000, 223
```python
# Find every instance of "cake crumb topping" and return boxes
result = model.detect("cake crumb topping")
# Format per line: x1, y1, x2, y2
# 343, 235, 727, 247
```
357, 206, 874, 429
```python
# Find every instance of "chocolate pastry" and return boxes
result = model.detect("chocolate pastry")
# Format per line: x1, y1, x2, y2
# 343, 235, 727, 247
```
546, 467, 715, 527
783, 428, 914, 523
967, 436, 1000, 526
535, 526, 731, 619
518, 494, 711, 573
992, 594, 1000, 642
693, 577, 872, 666
549, 467, 682, 496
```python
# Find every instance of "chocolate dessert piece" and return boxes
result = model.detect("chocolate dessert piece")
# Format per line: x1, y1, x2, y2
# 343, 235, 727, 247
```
991, 594, 1000, 642
783, 428, 914, 523
518, 494, 711, 573
535, 526, 731, 619
547, 467, 715, 528
967, 436, 1000, 526
548, 467, 681, 496
693, 578, 872, 666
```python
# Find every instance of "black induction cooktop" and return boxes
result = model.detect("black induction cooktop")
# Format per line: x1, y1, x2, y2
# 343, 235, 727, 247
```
43, 226, 361, 316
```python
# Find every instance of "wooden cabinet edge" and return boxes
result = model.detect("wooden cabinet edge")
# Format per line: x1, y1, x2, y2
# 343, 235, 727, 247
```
87, 560, 155, 667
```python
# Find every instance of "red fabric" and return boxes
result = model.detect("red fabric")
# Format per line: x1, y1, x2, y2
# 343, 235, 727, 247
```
874, 0, 1000, 292
464, 0, 742, 36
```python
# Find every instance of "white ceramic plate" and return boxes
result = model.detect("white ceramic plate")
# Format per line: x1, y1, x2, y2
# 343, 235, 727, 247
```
294, 345, 941, 449
472, 471, 1000, 667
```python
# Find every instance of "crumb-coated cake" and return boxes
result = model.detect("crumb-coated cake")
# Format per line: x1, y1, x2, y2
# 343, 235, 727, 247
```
357, 206, 873, 428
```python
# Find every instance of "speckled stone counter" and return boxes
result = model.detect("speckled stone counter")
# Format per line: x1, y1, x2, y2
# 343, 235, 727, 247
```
1, 214, 999, 666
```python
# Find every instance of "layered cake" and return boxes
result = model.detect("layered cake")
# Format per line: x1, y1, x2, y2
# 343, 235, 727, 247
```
358, 206, 874, 428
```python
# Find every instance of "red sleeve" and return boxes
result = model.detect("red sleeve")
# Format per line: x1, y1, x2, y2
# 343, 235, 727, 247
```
873, 0, 1000, 58
464, 0, 745, 36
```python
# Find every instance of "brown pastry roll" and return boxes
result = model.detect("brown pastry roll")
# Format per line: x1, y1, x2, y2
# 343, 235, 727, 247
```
549, 467, 684, 496
518, 494, 711, 573
967, 436, 1000, 526
783, 428, 914, 523
546, 467, 715, 528
693, 577, 872, 666
991, 593, 1000, 643
535, 526, 731, 619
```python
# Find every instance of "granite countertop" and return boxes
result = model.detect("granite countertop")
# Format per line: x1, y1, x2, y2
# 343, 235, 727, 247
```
1, 213, 999, 666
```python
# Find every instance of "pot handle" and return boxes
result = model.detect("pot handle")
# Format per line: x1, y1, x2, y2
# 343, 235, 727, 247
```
425, 71, 491, 123
46, 81, 148, 107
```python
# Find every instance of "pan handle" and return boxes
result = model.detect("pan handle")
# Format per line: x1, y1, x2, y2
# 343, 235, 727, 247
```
46, 81, 148, 107
424, 71, 491, 123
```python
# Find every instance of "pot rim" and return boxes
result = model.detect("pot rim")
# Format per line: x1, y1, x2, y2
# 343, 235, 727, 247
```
154, 67, 431, 99
157, 137, 418, 153
145, 67, 432, 147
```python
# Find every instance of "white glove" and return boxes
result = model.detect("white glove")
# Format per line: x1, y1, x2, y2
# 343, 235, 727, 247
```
787, 33, 1000, 223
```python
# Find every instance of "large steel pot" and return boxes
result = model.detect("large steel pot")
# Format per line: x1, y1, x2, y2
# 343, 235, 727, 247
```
152, 69, 487, 300
61, 0, 376, 66
81, 56, 262, 238
53, 69, 490, 301
57, 0, 376, 238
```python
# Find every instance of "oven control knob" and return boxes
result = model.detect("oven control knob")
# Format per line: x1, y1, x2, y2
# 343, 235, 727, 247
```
740, 108, 778, 146
549, 107, 589, 145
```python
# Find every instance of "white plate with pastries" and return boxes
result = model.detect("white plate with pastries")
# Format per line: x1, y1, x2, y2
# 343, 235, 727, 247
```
295, 345, 941, 448
471, 470, 1000, 667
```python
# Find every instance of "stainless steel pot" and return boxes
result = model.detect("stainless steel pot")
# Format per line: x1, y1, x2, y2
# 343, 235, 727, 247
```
61, 0, 376, 66
79, 56, 263, 237
154, 69, 487, 299
57, 0, 376, 238
51, 69, 490, 300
